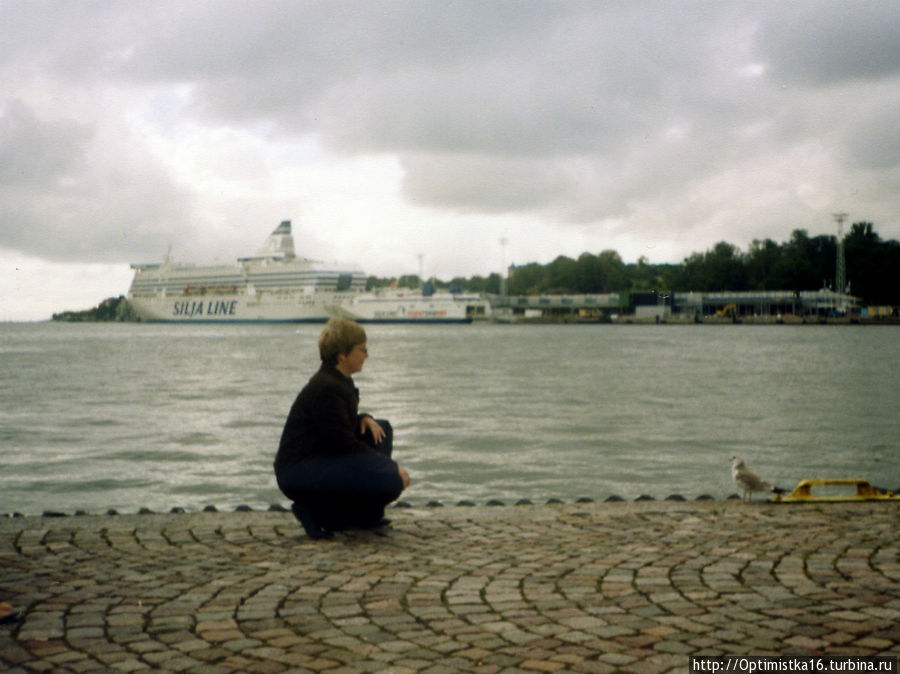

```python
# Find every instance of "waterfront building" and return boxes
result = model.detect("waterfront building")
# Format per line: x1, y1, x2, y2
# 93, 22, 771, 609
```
489, 289, 861, 323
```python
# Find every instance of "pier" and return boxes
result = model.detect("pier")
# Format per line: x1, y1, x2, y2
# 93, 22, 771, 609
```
2, 500, 898, 672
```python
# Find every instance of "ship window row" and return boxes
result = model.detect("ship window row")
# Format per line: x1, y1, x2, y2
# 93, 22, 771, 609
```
131, 280, 365, 293
131, 273, 364, 285
130, 274, 364, 285
130, 279, 366, 293
134, 274, 366, 285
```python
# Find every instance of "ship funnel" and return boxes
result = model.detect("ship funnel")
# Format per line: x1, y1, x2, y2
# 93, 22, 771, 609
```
255, 220, 296, 259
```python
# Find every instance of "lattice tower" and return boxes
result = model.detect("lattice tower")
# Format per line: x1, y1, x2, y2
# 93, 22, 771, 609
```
833, 212, 847, 293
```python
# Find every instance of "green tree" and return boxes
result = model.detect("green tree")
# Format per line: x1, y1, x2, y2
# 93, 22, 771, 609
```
772, 230, 818, 291
508, 263, 544, 294
745, 238, 783, 290
545, 256, 578, 293
596, 250, 628, 292
681, 242, 747, 291
844, 222, 900, 304
363, 222, 899, 303
575, 253, 599, 293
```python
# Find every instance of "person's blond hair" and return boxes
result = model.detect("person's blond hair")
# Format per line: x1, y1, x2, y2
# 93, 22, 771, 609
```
318, 317, 366, 365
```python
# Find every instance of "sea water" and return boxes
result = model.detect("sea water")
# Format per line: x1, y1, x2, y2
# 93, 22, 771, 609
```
1, 321, 898, 515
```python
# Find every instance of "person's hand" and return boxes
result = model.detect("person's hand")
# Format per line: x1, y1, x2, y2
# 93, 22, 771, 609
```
360, 416, 385, 444
398, 466, 411, 489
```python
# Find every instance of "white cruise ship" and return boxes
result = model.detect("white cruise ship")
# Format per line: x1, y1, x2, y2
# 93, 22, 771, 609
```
127, 221, 367, 322
328, 286, 491, 323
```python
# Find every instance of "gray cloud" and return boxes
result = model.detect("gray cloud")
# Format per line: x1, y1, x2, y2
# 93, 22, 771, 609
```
760, 0, 900, 85
0, 100, 91, 186
837, 88, 900, 170
1, 0, 898, 270
0, 98, 193, 262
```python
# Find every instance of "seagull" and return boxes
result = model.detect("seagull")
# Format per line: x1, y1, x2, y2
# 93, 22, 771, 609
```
731, 456, 781, 501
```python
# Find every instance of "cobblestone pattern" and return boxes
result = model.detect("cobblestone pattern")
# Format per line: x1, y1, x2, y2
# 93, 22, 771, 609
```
1, 501, 898, 673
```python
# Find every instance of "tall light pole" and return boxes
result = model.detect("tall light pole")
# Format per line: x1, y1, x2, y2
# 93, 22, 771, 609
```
499, 237, 508, 297
833, 212, 847, 295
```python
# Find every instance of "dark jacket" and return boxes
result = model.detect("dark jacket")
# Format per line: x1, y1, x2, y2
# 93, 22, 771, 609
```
274, 363, 379, 469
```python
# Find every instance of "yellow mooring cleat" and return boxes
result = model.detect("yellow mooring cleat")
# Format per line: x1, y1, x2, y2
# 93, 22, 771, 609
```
775, 478, 898, 503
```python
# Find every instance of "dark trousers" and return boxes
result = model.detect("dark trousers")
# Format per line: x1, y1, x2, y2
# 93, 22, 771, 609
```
275, 420, 402, 530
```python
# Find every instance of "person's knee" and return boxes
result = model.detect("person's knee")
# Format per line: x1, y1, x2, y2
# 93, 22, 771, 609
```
362, 418, 393, 456
377, 419, 393, 445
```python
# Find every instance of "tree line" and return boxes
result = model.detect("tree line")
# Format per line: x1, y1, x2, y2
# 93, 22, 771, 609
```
370, 222, 899, 305
53, 296, 137, 321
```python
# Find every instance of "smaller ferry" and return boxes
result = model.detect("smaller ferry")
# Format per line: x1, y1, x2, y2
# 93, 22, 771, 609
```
330, 285, 491, 323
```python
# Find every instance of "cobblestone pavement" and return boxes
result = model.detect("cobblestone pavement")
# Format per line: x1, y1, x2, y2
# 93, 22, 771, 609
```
1, 500, 898, 673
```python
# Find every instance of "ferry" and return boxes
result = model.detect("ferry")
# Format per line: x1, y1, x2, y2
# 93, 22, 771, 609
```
127, 221, 367, 322
328, 286, 491, 323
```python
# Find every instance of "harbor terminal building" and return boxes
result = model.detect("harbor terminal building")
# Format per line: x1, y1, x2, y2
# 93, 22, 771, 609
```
489, 289, 866, 323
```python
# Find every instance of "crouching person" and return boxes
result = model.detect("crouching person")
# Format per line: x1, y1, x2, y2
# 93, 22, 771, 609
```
274, 318, 410, 538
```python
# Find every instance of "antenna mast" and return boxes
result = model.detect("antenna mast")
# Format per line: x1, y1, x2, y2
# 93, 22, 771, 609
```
499, 237, 508, 297
833, 212, 848, 294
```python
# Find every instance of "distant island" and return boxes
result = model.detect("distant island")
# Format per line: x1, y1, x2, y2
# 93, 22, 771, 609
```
52, 296, 137, 322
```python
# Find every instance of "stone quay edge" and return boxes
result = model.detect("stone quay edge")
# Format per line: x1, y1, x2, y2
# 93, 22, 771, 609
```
2, 500, 898, 673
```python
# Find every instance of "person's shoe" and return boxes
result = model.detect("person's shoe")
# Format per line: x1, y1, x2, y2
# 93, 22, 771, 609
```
290, 502, 330, 539
366, 517, 391, 530
0, 602, 22, 625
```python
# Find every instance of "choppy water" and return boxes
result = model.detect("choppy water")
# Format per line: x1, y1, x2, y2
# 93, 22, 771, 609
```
1, 322, 898, 515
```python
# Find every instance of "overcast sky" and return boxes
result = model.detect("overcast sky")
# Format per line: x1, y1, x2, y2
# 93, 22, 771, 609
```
2, 0, 899, 320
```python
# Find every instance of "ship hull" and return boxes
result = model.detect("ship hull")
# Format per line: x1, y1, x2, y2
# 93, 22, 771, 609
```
128, 292, 357, 323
